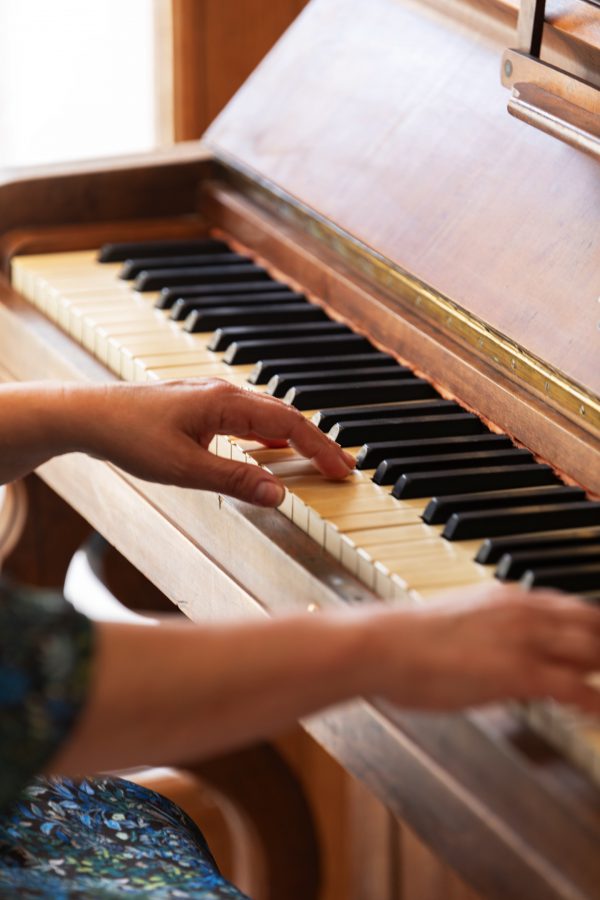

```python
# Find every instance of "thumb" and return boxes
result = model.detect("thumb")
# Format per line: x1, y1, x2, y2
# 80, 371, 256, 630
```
202, 453, 285, 507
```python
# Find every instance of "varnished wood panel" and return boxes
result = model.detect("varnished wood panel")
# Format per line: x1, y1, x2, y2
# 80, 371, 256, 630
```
205, 0, 600, 400
172, 0, 309, 141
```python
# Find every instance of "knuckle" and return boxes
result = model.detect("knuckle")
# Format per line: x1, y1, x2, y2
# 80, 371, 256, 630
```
208, 378, 237, 396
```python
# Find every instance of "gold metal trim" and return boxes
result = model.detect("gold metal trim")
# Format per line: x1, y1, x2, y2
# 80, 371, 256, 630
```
211, 153, 600, 436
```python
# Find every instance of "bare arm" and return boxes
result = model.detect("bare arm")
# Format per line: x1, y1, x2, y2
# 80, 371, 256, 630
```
52, 584, 600, 775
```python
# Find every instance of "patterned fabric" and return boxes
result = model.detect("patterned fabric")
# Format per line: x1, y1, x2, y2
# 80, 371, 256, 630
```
0, 581, 250, 898
0, 579, 94, 811
0, 776, 251, 898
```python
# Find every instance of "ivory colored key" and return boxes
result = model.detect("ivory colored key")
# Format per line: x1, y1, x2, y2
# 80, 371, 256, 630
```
46, 285, 133, 321
150, 365, 249, 386
330, 508, 428, 531
107, 334, 199, 376
93, 316, 171, 358
76, 308, 160, 345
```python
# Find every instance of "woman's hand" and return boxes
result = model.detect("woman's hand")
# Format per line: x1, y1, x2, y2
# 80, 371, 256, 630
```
0, 379, 354, 503
363, 584, 600, 713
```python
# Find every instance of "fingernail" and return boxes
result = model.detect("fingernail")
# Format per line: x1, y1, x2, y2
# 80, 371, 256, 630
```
253, 480, 285, 507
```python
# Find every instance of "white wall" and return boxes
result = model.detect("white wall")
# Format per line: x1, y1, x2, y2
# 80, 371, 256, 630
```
0, 0, 157, 168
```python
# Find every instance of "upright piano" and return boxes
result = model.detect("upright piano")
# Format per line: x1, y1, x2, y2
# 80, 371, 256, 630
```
1, 1, 599, 897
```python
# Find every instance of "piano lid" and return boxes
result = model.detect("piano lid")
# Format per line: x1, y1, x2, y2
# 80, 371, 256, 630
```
205, 0, 600, 420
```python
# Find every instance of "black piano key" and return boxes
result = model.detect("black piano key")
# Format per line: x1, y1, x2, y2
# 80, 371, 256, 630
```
330, 412, 483, 447
374, 449, 534, 484
315, 400, 459, 432
98, 238, 230, 263
171, 291, 305, 321
185, 303, 325, 333
285, 379, 443, 411
520, 564, 600, 593
423, 485, 585, 525
206, 320, 349, 350
267, 365, 412, 398
120, 253, 250, 280
249, 352, 394, 385
357, 434, 513, 469
476, 527, 600, 565
443, 502, 600, 542
157, 281, 292, 310
393, 464, 558, 500
496, 545, 600, 581
224, 333, 374, 365
135, 264, 271, 292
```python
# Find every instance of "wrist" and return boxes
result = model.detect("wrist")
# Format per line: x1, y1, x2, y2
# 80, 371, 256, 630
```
40, 383, 107, 456
351, 606, 429, 701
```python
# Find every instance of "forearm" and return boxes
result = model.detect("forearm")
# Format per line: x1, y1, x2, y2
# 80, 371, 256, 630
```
50, 612, 376, 775
0, 381, 102, 483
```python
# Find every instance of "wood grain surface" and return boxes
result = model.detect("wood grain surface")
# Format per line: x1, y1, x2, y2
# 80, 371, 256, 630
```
205, 0, 600, 401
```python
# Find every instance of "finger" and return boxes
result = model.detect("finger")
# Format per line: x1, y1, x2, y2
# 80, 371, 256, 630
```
524, 664, 600, 715
537, 623, 600, 670
522, 591, 600, 643
199, 451, 286, 506
242, 433, 290, 449
214, 389, 355, 479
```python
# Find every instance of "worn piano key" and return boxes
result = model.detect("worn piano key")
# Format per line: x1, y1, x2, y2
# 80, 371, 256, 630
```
171, 291, 306, 321
249, 351, 394, 384
520, 564, 600, 592
185, 303, 326, 333
206, 321, 348, 350
98, 238, 230, 262
373, 449, 534, 484
315, 399, 460, 432
331, 412, 484, 447
393, 463, 558, 500
496, 545, 600, 581
444, 501, 600, 541
475, 527, 600, 565
285, 379, 442, 411
267, 365, 412, 398
423, 485, 584, 524
135, 264, 272, 292
120, 253, 250, 279
356, 434, 513, 469
224, 333, 374, 365
157, 281, 290, 310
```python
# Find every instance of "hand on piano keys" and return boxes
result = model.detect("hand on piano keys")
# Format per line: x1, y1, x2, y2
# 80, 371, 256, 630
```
366, 584, 600, 714
1, 378, 355, 504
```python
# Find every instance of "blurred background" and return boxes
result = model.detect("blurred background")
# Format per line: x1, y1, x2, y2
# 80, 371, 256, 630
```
0, 0, 308, 170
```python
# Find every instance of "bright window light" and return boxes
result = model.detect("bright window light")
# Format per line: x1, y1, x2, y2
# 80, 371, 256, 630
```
0, 0, 158, 168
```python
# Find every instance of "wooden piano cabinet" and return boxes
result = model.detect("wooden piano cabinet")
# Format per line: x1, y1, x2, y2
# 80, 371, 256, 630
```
2, 0, 600, 894
2, 218, 600, 900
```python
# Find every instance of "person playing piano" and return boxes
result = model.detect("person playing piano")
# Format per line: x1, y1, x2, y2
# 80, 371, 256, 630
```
1, 379, 599, 898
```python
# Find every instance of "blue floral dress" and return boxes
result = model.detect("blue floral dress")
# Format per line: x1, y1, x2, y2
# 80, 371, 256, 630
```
0, 580, 250, 898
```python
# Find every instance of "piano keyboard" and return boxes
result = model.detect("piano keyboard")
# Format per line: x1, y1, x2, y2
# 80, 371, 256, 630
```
10, 236, 600, 785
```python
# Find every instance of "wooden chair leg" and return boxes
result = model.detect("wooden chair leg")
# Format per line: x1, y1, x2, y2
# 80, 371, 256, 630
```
131, 744, 321, 900
1, 475, 91, 586
0, 479, 28, 566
